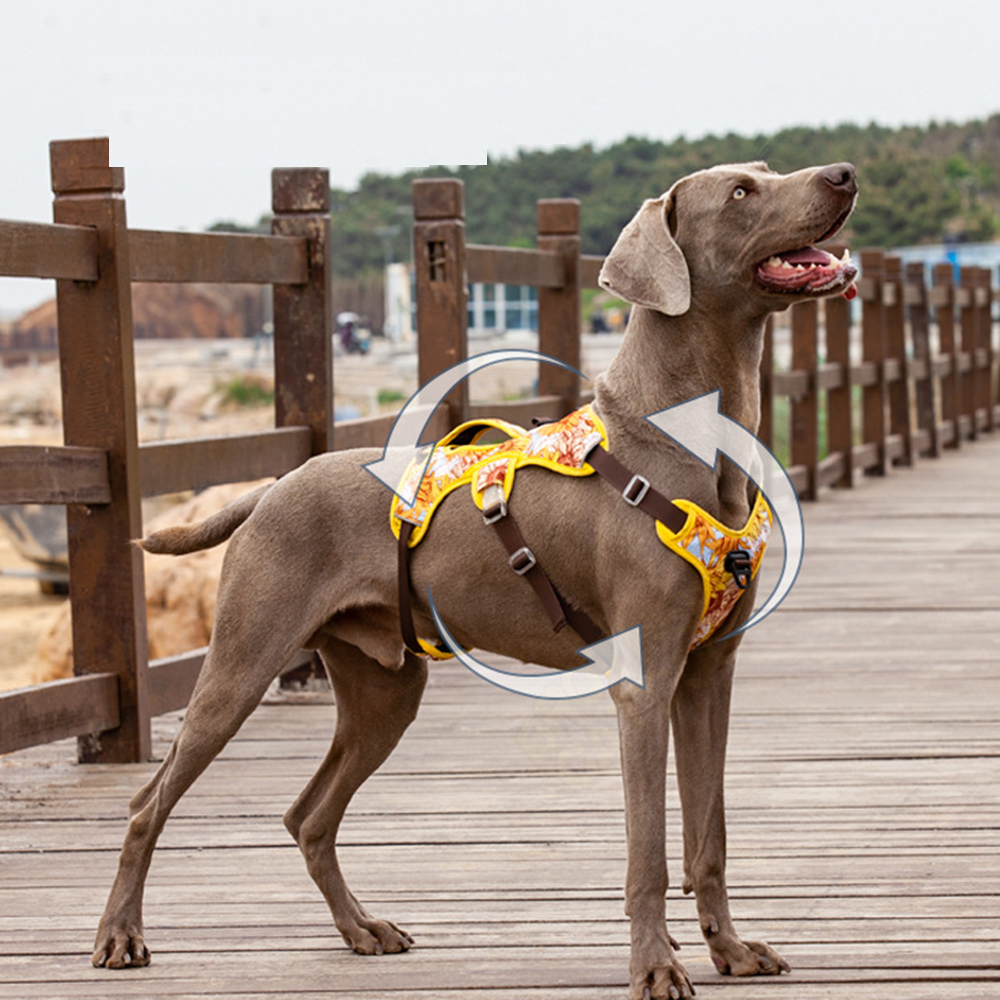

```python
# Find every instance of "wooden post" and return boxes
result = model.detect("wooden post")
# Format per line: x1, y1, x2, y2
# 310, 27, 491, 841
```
272, 169, 333, 454
412, 179, 468, 426
959, 266, 978, 442
959, 267, 979, 441
50, 138, 150, 764
907, 261, 939, 458
537, 199, 582, 412
933, 263, 961, 450
974, 267, 994, 433
758, 316, 774, 453
824, 292, 855, 487
860, 250, 889, 475
790, 300, 819, 499
884, 255, 913, 466
984, 267, 997, 432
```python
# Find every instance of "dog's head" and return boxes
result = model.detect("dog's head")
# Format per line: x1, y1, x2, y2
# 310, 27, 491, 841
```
599, 161, 858, 317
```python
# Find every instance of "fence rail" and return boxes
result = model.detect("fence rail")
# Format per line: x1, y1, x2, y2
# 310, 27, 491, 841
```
1, 141, 997, 761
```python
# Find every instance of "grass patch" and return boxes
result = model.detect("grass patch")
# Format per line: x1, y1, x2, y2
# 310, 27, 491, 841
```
377, 388, 407, 407
218, 375, 274, 408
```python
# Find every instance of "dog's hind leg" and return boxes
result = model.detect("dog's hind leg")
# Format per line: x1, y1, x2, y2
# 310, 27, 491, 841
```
283, 636, 428, 955
671, 638, 790, 979
92, 616, 318, 969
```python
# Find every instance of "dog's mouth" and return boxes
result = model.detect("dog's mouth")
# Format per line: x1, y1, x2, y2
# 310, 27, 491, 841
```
755, 205, 859, 300
755, 246, 858, 300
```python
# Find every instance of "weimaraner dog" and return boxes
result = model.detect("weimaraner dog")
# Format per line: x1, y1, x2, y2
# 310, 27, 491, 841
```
92, 161, 858, 999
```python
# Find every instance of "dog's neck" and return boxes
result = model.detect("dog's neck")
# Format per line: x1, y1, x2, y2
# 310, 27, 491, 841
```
594, 303, 767, 521
597, 303, 765, 429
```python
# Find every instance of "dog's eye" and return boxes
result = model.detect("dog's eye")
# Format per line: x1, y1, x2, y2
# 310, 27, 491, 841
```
732, 186, 748, 200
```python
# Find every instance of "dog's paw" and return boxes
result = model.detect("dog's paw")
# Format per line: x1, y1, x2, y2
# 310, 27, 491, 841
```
91, 924, 151, 969
341, 916, 414, 956
631, 957, 695, 999
710, 937, 789, 977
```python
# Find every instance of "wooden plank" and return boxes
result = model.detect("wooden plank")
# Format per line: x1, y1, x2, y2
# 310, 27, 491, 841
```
824, 294, 853, 488
0, 673, 119, 754
579, 254, 605, 290
0, 219, 98, 281
0, 445, 110, 504
859, 250, 888, 476
466, 245, 564, 288
146, 649, 315, 718
139, 427, 312, 497
772, 369, 809, 399
790, 299, 819, 498
128, 229, 309, 284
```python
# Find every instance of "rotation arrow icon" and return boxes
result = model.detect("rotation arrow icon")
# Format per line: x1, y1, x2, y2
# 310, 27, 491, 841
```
429, 590, 645, 700
364, 349, 584, 506
645, 389, 804, 639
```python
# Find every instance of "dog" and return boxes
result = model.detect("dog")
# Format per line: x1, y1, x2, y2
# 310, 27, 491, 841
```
91, 161, 858, 1000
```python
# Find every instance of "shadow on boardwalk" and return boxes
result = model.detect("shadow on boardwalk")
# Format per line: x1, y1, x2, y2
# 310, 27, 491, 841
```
1, 438, 999, 999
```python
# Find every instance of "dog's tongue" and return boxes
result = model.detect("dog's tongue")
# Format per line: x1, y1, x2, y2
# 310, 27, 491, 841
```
778, 246, 858, 299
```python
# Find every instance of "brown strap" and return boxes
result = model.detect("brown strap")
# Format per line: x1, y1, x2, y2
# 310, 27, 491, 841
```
586, 444, 688, 534
397, 521, 423, 654
488, 507, 604, 646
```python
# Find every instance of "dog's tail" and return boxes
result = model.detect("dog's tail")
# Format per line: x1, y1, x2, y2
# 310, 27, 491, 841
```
138, 483, 271, 555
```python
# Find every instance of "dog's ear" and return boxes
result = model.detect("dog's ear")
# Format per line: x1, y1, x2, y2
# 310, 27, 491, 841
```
598, 184, 690, 316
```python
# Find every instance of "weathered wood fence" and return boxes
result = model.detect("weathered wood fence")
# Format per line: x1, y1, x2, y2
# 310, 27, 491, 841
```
1, 139, 997, 763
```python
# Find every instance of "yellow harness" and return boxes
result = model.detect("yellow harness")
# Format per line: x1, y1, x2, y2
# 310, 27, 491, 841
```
392, 403, 771, 656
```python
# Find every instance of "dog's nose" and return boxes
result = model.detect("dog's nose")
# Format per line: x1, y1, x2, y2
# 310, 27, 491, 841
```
821, 163, 858, 196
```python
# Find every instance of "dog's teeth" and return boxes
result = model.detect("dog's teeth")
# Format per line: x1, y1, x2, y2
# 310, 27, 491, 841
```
841, 248, 852, 264
766, 256, 783, 268
794, 264, 805, 272
780, 260, 794, 270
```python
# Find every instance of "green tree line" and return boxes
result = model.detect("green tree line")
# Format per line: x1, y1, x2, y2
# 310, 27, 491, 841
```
214, 115, 1000, 279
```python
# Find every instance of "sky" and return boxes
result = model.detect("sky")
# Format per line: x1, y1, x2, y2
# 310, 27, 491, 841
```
2, 0, 999, 315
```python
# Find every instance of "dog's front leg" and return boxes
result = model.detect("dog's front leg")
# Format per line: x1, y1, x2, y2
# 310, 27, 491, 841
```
671, 641, 790, 979
612, 675, 693, 1000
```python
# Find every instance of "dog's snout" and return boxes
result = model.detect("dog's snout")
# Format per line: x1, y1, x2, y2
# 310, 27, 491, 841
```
821, 162, 858, 195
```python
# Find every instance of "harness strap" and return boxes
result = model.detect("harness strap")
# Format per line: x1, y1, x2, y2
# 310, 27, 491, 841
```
486, 505, 604, 646
585, 444, 688, 534
397, 520, 423, 655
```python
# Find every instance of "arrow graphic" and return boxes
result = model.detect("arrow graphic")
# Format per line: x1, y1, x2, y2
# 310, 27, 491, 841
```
645, 389, 804, 639
364, 349, 584, 506
429, 591, 645, 700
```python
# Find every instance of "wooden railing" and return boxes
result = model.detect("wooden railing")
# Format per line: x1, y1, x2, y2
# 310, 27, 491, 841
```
762, 249, 997, 498
1, 148, 998, 763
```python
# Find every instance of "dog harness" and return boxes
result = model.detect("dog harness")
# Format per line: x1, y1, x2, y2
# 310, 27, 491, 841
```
392, 403, 771, 658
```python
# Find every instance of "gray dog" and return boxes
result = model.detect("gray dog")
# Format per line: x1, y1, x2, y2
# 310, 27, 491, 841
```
92, 161, 858, 1000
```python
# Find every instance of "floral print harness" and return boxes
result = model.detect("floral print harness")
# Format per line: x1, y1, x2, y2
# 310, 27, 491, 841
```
391, 403, 771, 657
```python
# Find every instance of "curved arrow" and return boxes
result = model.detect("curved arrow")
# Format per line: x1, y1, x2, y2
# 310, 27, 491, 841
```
429, 591, 644, 700
644, 389, 804, 640
364, 349, 585, 506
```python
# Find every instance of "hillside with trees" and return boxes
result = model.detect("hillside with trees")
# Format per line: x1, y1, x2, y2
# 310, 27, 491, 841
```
303, 115, 999, 280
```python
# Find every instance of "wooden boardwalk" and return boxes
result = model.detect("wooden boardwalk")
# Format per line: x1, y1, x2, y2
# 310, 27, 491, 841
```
2, 437, 999, 1000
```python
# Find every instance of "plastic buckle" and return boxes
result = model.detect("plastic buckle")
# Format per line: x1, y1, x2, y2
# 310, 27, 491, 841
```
482, 484, 508, 524
724, 550, 753, 590
482, 499, 507, 524
622, 474, 651, 507
509, 547, 537, 575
